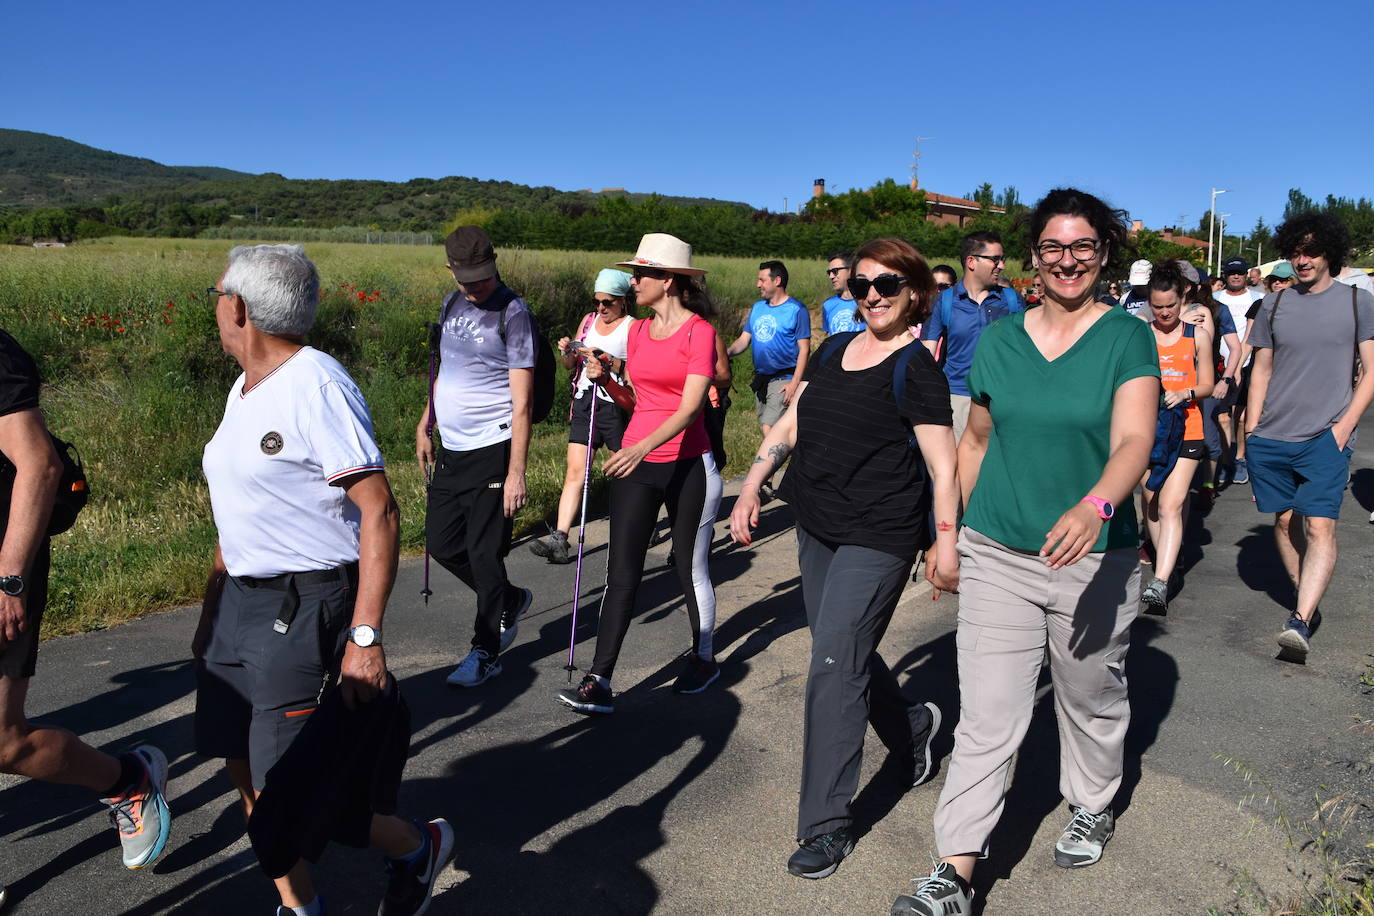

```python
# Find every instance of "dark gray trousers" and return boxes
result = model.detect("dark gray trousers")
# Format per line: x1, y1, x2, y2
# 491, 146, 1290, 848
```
795, 527, 932, 840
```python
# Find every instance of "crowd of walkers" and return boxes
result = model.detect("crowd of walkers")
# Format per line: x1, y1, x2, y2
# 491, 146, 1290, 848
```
0, 188, 1369, 914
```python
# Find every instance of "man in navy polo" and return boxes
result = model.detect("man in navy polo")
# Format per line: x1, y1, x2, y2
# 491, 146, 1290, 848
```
920, 230, 1023, 442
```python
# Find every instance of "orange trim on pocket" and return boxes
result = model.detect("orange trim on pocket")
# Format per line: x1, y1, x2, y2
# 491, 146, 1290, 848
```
283, 707, 315, 719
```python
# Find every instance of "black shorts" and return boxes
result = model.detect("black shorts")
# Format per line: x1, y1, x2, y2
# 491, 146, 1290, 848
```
195, 565, 356, 790
568, 391, 629, 451
0, 539, 49, 679
1178, 439, 1206, 461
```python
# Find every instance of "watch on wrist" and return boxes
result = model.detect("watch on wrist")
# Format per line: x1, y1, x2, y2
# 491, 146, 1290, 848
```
348, 624, 381, 648
0, 575, 25, 596
1080, 496, 1114, 520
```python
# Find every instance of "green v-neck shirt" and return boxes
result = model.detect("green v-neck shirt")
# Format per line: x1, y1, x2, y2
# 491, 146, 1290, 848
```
964, 307, 1160, 553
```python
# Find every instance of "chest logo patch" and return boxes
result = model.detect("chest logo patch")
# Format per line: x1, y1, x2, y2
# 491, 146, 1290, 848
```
754, 314, 779, 343
260, 431, 284, 455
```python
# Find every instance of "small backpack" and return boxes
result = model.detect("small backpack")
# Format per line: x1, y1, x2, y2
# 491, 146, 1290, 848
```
0, 432, 89, 537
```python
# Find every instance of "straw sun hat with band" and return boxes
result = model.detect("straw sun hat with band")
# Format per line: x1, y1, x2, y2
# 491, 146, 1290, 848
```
615, 233, 708, 277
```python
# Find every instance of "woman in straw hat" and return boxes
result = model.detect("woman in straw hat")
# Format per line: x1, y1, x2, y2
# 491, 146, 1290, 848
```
529, 268, 637, 564
557, 234, 723, 714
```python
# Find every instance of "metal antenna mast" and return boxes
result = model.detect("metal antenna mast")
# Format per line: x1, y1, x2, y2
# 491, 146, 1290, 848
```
910, 137, 934, 188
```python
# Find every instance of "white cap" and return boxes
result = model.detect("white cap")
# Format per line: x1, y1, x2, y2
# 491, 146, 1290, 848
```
1128, 259, 1152, 286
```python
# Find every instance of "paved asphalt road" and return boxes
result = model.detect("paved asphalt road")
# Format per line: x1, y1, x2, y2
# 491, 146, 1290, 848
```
2, 439, 1372, 914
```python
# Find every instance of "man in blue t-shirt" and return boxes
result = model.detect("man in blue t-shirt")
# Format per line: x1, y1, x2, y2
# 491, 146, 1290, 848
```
919, 230, 1022, 442
820, 251, 862, 336
727, 260, 811, 499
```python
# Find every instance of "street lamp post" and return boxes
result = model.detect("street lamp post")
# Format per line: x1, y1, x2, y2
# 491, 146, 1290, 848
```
1217, 213, 1231, 273
1208, 187, 1228, 277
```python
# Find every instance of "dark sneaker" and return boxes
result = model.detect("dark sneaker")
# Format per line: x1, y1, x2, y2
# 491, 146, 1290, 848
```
672, 655, 719, 694
277, 900, 326, 916
787, 829, 854, 879
1214, 464, 1232, 488
445, 648, 501, 687
379, 818, 454, 916
759, 482, 778, 506
557, 674, 614, 714
891, 861, 973, 915
1276, 616, 1312, 663
529, 531, 572, 565
911, 702, 942, 787
1054, 805, 1114, 868
499, 586, 533, 651
1140, 577, 1168, 616
101, 745, 172, 870
1232, 458, 1249, 485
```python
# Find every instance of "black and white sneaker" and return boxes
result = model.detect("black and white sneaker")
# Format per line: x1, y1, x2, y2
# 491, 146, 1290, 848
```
1054, 805, 1114, 868
787, 829, 854, 879
379, 818, 454, 916
911, 701, 942, 787
499, 586, 533, 651
445, 648, 501, 687
671, 655, 719, 694
529, 531, 573, 564
891, 861, 973, 915
557, 674, 614, 715
1140, 577, 1168, 616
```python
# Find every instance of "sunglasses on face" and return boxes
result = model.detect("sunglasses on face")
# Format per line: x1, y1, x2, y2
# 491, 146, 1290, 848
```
826, 266, 847, 277
847, 274, 908, 299
632, 267, 669, 280
969, 253, 1007, 265
936, 282, 952, 290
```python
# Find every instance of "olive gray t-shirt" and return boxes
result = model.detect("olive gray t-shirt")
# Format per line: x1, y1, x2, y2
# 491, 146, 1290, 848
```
1247, 281, 1374, 442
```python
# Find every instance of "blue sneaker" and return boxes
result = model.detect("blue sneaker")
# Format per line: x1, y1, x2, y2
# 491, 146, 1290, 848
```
101, 745, 172, 869
1232, 459, 1249, 485
1276, 616, 1312, 663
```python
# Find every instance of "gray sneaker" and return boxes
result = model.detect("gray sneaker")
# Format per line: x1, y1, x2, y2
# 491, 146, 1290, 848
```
1054, 805, 1114, 868
101, 745, 172, 869
891, 861, 973, 915
528, 531, 572, 564
911, 702, 942, 787
1140, 577, 1168, 616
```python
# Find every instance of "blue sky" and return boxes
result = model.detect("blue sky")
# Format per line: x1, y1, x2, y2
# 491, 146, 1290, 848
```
5, 0, 1369, 238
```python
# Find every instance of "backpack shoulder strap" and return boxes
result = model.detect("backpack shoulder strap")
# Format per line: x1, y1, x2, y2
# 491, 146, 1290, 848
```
813, 331, 859, 369
577, 312, 595, 340
1267, 288, 1286, 344
940, 287, 953, 329
891, 342, 922, 448
1184, 322, 1196, 339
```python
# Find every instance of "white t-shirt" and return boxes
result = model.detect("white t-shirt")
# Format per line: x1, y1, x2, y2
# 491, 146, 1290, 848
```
1336, 269, 1374, 294
433, 287, 536, 452
573, 314, 635, 401
203, 347, 385, 578
1214, 288, 1262, 361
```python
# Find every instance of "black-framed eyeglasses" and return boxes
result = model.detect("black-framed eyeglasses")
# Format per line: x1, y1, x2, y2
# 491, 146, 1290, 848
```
936, 282, 952, 290
1034, 238, 1103, 263
969, 253, 1007, 264
207, 287, 229, 299
826, 267, 846, 277
847, 274, 908, 299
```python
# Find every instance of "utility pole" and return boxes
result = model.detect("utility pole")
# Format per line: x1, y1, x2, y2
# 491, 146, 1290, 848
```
909, 137, 934, 190
1218, 213, 1231, 270
1207, 187, 1228, 277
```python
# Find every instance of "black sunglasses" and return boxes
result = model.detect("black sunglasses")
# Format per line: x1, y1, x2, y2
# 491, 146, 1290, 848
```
826, 266, 846, 277
936, 281, 952, 290
847, 274, 908, 299
632, 267, 670, 280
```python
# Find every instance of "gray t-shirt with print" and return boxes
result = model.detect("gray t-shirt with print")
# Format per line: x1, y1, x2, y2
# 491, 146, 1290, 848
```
1247, 281, 1374, 442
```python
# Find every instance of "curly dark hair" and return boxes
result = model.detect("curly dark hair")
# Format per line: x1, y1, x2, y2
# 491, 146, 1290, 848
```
1019, 188, 1135, 272
1274, 211, 1350, 275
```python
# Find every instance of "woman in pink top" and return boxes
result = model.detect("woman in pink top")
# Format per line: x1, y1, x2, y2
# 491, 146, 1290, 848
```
557, 234, 723, 715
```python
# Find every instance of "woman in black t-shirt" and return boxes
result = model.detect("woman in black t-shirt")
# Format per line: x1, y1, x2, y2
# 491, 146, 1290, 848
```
729, 237, 959, 880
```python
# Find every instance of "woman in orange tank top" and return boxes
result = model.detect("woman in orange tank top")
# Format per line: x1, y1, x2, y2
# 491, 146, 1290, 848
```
1140, 261, 1215, 615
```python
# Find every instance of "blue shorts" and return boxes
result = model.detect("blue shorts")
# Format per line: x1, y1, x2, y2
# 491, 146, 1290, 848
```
1245, 430, 1352, 519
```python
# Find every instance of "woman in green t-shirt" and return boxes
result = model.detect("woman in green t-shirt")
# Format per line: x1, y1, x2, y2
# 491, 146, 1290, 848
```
892, 190, 1160, 916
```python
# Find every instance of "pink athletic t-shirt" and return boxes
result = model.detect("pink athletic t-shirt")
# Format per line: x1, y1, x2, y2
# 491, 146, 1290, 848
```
624, 315, 717, 463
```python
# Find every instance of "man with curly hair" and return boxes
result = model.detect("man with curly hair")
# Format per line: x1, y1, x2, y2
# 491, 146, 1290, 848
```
1244, 212, 1374, 663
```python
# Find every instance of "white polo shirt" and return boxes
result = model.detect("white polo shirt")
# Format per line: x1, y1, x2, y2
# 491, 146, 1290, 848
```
203, 347, 384, 578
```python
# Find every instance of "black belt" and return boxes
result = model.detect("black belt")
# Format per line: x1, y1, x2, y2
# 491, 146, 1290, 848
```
232, 564, 357, 635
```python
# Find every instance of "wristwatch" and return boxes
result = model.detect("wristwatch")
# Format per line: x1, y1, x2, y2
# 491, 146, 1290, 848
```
1080, 496, 1115, 520
347, 624, 381, 648
0, 575, 25, 597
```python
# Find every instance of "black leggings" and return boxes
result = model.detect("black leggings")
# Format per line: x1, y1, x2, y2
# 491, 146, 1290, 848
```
590, 453, 722, 680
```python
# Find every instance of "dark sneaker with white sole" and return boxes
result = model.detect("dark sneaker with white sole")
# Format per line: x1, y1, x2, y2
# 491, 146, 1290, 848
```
499, 586, 533, 651
1054, 805, 1114, 868
528, 531, 573, 564
557, 674, 614, 714
671, 655, 719, 694
446, 648, 501, 687
378, 818, 454, 916
787, 829, 854, 879
911, 701, 942, 787
1276, 616, 1312, 663
890, 861, 973, 915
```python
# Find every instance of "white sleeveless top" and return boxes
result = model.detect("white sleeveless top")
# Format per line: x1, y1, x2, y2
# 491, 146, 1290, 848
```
575, 314, 635, 400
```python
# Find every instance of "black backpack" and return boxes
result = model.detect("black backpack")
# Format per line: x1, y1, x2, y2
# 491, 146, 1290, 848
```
0, 432, 89, 537
434, 289, 557, 425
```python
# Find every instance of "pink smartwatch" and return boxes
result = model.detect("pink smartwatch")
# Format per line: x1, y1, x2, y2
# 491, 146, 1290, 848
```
1080, 496, 1114, 520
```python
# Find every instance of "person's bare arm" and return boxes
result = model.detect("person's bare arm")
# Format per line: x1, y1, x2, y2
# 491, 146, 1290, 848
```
505, 367, 533, 517
1332, 337, 1374, 449
192, 543, 228, 660
783, 338, 811, 406
1245, 347, 1272, 432
0, 409, 59, 650
957, 403, 992, 509
713, 336, 732, 389
914, 422, 959, 595
336, 471, 400, 707
726, 330, 752, 358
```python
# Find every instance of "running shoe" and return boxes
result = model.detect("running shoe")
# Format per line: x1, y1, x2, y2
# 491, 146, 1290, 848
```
528, 531, 572, 564
498, 586, 533, 651
276, 900, 326, 916
557, 674, 614, 714
787, 829, 854, 879
1276, 616, 1312, 663
1054, 805, 1114, 868
890, 861, 973, 916
379, 818, 454, 916
1232, 458, 1249, 485
672, 655, 719, 694
1214, 464, 1231, 488
910, 702, 942, 787
1140, 577, 1168, 616
101, 745, 172, 870
446, 648, 501, 687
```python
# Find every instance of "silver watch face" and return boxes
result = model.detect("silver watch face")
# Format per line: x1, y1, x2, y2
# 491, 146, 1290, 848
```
350, 625, 378, 647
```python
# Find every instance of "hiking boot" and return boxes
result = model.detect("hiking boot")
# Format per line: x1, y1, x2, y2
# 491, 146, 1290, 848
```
1054, 805, 1114, 868
379, 818, 454, 916
499, 586, 532, 652
1276, 616, 1312, 663
528, 531, 572, 565
787, 829, 854, 879
891, 861, 973, 915
672, 655, 719, 694
1232, 458, 1249, 485
101, 745, 172, 870
1140, 577, 1168, 616
446, 648, 501, 687
911, 702, 942, 787
556, 674, 614, 714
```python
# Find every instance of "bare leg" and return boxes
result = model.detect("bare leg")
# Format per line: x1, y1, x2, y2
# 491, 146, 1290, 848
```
1152, 458, 1199, 583
1272, 510, 1303, 595
555, 443, 590, 534
940, 853, 977, 883
230, 768, 319, 908
0, 676, 120, 791
1293, 517, 1338, 624
371, 814, 423, 859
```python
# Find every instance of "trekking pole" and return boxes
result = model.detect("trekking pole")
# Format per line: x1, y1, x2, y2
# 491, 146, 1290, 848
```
565, 369, 600, 681
421, 321, 440, 606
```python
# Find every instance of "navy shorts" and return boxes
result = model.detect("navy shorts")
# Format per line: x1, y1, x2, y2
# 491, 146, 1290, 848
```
1246, 430, 1352, 519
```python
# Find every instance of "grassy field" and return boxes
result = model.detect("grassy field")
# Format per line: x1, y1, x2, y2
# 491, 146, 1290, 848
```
0, 237, 859, 636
